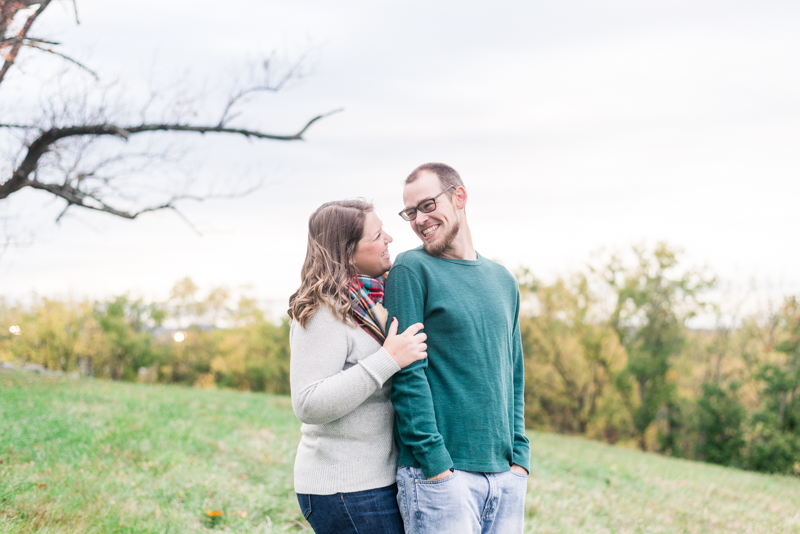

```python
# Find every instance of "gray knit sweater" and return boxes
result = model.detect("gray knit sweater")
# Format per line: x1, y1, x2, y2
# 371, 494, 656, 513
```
290, 304, 401, 495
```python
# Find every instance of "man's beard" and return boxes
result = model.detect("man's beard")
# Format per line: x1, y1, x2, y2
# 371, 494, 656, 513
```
423, 220, 460, 257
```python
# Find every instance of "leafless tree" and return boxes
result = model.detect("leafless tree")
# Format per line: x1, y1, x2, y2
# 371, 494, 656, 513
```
0, 1, 338, 229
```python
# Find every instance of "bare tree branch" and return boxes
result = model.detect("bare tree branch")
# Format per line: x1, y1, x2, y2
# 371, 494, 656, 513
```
0, 106, 342, 202
3, 35, 60, 46
167, 206, 201, 236
40, 176, 260, 235
218, 54, 309, 127
0, 123, 37, 129
0, 1, 340, 232
0, 0, 51, 85
55, 202, 70, 223
130, 109, 342, 140
24, 41, 99, 80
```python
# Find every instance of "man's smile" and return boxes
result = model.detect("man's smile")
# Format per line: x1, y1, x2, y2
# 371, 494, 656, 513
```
421, 224, 439, 238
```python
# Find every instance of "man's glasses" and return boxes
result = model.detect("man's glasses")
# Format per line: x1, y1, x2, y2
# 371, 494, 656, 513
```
398, 185, 455, 221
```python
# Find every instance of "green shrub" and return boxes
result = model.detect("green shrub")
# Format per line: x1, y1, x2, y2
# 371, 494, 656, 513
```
695, 382, 745, 466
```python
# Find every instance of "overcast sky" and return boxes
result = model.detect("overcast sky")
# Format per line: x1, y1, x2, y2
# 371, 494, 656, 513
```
2, 0, 799, 317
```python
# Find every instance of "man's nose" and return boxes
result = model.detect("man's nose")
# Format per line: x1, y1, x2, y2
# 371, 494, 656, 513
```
415, 212, 430, 226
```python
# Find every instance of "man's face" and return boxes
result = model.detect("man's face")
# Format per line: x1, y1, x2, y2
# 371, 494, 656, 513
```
402, 171, 460, 256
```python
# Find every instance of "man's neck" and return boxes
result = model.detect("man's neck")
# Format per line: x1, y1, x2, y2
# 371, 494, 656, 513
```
436, 224, 476, 261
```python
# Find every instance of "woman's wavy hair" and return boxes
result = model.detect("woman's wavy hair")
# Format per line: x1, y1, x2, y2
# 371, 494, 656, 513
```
288, 199, 373, 328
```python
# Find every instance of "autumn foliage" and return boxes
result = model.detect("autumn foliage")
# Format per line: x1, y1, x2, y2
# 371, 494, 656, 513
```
2, 245, 799, 475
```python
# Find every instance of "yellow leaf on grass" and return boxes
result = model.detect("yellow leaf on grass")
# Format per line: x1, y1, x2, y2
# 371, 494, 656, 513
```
205, 510, 223, 517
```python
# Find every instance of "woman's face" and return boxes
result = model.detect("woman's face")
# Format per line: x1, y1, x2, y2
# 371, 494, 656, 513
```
353, 211, 393, 278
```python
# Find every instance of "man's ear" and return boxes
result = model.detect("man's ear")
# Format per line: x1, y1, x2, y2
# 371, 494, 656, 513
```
453, 186, 468, 209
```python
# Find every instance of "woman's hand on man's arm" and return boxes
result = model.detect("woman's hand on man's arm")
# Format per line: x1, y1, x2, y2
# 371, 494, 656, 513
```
383, 318, 427, 369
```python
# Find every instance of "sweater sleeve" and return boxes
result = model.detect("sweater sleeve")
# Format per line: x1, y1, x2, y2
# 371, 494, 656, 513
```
385, 265, 453, 478
511, 289, 531, 472
290, 306, 400, 425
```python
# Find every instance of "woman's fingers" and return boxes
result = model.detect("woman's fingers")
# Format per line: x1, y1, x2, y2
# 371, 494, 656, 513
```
384, 321, 429, 369
401, 322, 424, 337
387, 317, 398, 338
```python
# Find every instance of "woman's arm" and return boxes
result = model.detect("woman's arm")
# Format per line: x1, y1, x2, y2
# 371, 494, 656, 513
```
290, 306, 400, 425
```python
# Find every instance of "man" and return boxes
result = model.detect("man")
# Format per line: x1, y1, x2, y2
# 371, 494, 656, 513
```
384, 162, 530, 534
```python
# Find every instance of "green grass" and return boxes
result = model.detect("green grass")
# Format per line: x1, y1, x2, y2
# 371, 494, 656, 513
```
1, 370, 799, 533
1, 370, 303, 533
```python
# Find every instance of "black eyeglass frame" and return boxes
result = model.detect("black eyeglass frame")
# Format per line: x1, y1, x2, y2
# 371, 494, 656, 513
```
398, 185, 456, 221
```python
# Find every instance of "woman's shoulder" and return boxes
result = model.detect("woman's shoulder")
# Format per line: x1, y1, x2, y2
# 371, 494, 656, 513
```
291, 303, 353, 337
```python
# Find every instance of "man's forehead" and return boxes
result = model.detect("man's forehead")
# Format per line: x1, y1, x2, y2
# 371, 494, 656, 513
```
403, 171, 442, 204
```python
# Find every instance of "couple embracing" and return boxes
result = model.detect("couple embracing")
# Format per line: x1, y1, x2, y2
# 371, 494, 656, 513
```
287, 163, 530, 534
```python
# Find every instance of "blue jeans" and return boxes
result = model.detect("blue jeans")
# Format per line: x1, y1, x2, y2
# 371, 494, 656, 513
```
395, 467, 528, 534
297, 483, 405, 534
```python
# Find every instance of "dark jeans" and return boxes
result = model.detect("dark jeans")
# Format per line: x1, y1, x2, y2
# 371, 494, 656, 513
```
297, 483, 404, 534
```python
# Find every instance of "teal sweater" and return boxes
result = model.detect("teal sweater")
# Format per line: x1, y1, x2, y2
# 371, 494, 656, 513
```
384, 247, 530, 478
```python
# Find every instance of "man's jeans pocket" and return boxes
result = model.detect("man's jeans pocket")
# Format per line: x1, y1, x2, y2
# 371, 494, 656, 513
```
397, 467, 468, 534
416, 467, 457, 484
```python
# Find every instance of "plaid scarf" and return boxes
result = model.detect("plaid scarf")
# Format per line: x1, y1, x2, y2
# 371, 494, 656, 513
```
348, 274, 387, 343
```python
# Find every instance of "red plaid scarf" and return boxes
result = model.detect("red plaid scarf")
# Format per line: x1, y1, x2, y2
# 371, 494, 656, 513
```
347, 274, 387, 343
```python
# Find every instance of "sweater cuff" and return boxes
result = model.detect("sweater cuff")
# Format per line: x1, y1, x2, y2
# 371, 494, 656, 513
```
418, 444, 453, 479
359, 347, 401, 387
512, 446, 531, 474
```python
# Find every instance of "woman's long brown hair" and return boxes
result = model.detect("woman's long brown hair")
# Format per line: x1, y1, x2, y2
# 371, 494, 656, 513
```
288, 199, 373, 327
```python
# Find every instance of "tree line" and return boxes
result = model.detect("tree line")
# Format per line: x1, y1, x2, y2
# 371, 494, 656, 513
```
2, 244, 798, 475
520, 243, 799, 475
0, 278, 290, 395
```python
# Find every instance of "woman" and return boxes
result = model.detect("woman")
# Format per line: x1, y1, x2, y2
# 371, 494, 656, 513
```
288, 199, 427, 534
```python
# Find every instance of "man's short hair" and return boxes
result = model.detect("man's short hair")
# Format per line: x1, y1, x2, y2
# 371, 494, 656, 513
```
406, 163, 464, 194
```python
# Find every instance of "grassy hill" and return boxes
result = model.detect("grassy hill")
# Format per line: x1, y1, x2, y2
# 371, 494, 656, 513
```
1, 370, 799, 533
